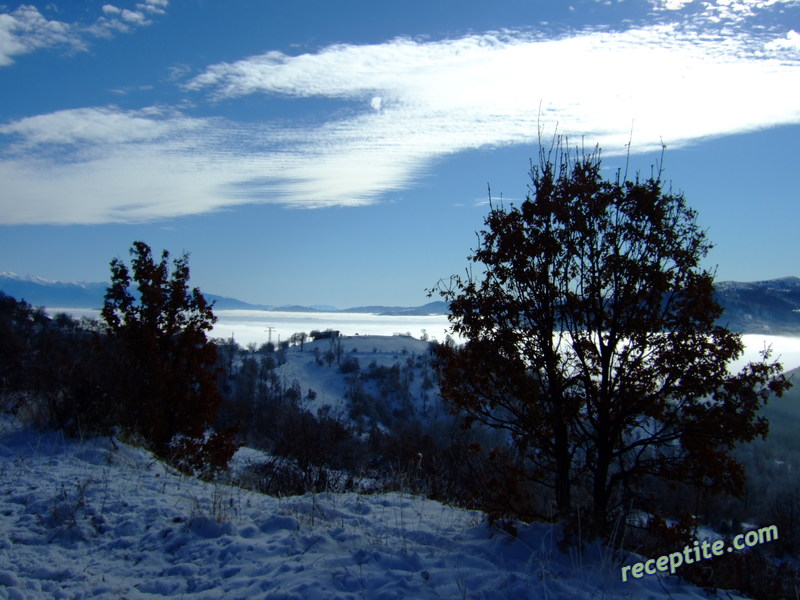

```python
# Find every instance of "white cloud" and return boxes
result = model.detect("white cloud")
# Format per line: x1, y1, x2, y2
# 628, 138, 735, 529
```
0, 103, 434, 222
0, 155, 238, 224
1, 1, 799, 224
652, 0, 696, 10
649, 0, 800, 22
86, 1, 168, 38
0, 106, 201, 149
0, 109, 239, 224
0, 1, 168, 65
120, 9, 149, 26
184, 22, 799, 210
0, 105, 368, 223
0, 5, 82, 66
765, 29, 800, 53
188, 23, 800, 154
139, 0, 168, 15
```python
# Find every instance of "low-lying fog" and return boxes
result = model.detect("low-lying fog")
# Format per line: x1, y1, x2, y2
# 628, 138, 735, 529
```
50, 308, 800, 373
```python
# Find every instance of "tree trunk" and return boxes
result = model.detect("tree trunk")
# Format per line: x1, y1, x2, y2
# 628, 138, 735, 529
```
554, 420, 572, 515
592, 441, 612, 536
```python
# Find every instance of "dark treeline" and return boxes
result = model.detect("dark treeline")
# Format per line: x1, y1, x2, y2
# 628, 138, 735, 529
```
0, 291, 104, 433
0, 288, 491, 507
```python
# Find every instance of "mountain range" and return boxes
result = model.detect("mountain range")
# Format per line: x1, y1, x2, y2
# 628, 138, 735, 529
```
2, 272, 800, 333
0, 272, 448, 316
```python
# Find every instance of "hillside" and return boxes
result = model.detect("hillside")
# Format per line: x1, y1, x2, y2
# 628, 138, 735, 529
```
275, 335, 440, 423
715, 277, 800, 335
0, 414, 751, 600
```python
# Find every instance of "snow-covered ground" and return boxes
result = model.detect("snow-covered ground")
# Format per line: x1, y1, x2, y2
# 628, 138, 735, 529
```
0, 416, 748, 600
277, 335, 439, 420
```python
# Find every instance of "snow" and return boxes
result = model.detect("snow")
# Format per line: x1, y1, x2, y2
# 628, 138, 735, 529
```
277, 335, 439, 419
0, 415, 749, 600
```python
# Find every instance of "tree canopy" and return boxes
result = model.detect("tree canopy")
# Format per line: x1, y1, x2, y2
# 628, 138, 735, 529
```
432, 141, 790, 536
102, 241, 236, 475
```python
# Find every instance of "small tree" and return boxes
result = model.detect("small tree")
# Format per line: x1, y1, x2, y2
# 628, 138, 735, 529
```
432, 141, 790, 537
102, 241, 236, 474
289, 332, 308, 351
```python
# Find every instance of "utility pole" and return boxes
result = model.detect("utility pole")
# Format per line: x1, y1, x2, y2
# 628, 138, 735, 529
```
265, 327, 275, 344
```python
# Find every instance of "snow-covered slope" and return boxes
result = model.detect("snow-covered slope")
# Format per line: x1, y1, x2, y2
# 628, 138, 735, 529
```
277, 335, 441, 422
0, 416, 748, 599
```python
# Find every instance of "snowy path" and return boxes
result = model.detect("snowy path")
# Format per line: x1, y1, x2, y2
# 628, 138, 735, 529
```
0, 418, 745, 599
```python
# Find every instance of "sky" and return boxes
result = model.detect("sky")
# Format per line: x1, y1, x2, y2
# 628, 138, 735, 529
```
0, 0, 798, 308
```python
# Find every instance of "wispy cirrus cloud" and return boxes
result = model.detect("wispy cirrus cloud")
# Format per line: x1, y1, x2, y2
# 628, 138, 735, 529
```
0, 0, 798, 224
0, 106, 245, 224
1, 106, 200, 150
0, 104, 416, 223
184, 18, 799, 204
0, 1, 168, 66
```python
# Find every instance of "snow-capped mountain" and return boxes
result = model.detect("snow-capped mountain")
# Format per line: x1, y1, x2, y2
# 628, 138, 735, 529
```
0, 272, 447, 315
0, 272, 271, 311
0, 272, 108, 308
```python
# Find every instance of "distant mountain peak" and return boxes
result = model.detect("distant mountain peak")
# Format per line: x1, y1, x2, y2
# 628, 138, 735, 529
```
0, 271, 50, 284
0, 271, 100, 288
0, 273, 109, 308
717, 276, 800, 288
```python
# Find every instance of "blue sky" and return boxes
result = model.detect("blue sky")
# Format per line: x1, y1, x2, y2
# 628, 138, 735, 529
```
0, 0, 798, 308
